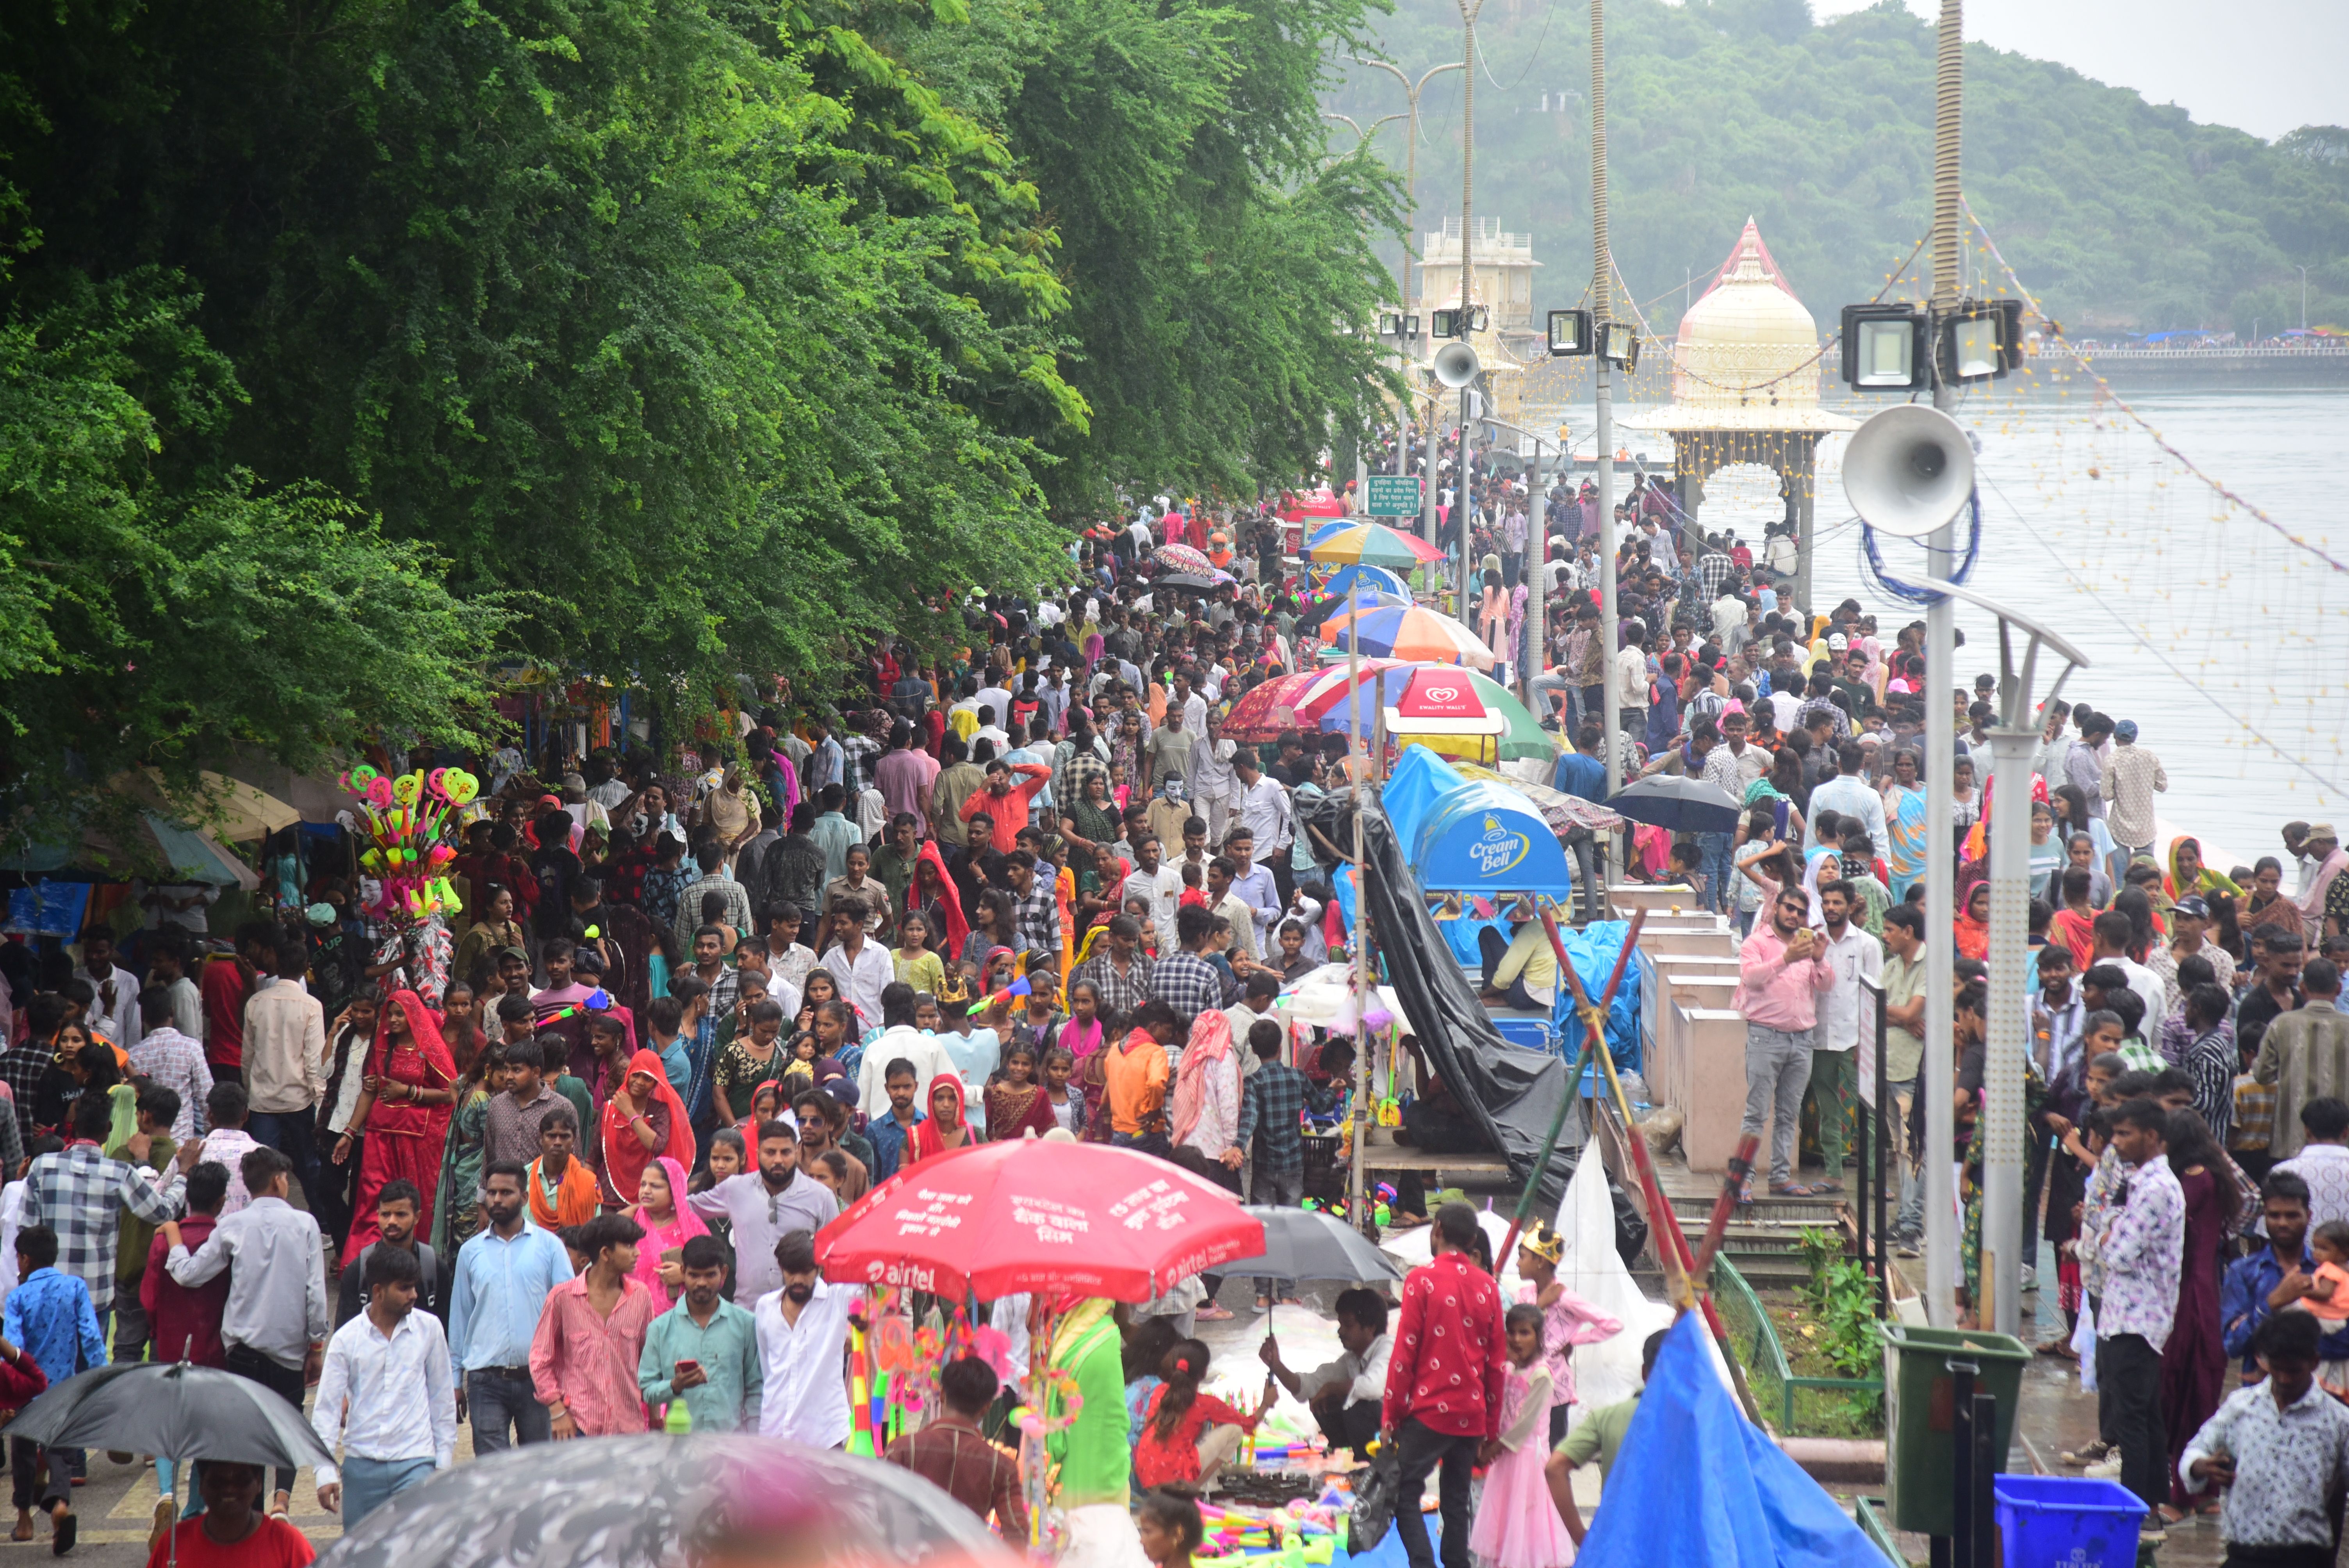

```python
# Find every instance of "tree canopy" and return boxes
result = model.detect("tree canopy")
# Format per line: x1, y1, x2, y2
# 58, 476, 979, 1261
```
0, 0, 1399, 822
1337, 0, 2349, 338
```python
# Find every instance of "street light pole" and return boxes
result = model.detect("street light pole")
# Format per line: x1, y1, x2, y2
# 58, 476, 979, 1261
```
1454, 2, 1488, 634
1919, 583, 2088, 1338
1354, 58, 1465, 505
1592, 0, 1620, 862
1922, 0, 1964, 1329
2301, 265, 2311, 332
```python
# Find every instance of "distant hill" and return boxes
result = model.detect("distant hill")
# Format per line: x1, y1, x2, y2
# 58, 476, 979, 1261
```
1331, 0, 2349, 338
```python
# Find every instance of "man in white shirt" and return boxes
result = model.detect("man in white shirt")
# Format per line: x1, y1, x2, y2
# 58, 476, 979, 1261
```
1808, 880, 1882, 1198
312, 1243, 455, 1529
76, 929, 143, 1050
162, 1144, 331, 1513
1803, 739, 1889, 858
2274, 1097, 2349, 1231
1229, 753, 1294, 899
241, 940, 327, 1216
1258, 1288, 1390, 1454
755, 1230, 862, 1448
1121, 835, 1184, 958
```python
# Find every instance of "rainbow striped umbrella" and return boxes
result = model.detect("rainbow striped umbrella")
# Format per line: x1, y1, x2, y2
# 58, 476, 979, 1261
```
1219, 659, 1408, 741
1319, 603, 1496, 670
1301, 520, 1447, 568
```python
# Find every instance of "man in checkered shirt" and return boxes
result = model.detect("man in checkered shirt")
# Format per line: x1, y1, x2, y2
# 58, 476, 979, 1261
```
1005, 850, 1060, 971
839, 713, 885, 799
24, 1092, 198, 1318
1149, 905, 1242, 1031
882, 1355, 1026, 1542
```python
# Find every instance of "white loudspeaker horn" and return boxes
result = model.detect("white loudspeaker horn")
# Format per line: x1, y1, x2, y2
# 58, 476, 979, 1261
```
1431, 342, 1481, 389
1841, 404, 1975, 539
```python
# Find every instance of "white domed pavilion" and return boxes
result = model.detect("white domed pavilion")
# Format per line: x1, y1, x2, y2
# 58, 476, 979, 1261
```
1624, 219, 1855, 610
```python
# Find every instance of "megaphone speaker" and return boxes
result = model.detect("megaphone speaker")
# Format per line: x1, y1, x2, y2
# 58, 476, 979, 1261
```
1432, 342, 1481, 390
1841, 404, 1974, 540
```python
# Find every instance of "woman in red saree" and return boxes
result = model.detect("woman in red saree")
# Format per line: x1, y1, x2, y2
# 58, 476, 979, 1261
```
599, 1047, 695, 1210
336, 989, 458, 1250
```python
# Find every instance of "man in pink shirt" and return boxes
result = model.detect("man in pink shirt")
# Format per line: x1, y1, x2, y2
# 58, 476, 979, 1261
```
873, 722, 939, 824
1733, 886, 1837, 1200
529, 1213, 655, 1436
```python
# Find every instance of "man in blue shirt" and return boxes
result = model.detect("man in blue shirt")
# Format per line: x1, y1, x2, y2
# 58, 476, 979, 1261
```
2222, 1172, 2349, 1376
1552, 724, 1609, 803
446, 1162, 573, 1452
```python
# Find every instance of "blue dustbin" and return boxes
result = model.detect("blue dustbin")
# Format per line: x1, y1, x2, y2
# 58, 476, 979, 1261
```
1992, 1474, 2146, 1567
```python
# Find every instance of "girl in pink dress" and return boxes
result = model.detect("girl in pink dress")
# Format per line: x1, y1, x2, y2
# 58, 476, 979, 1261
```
1467, 1305, 1576, 1568
1516, 1222, 1625, 1445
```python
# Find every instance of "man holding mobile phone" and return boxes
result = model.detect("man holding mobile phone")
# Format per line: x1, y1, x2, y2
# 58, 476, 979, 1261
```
637, 1235, 761, 1431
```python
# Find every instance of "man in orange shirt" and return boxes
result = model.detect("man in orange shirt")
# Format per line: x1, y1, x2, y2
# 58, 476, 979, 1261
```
959, 760, 1051, 855
1104, 1001, 1181, 1158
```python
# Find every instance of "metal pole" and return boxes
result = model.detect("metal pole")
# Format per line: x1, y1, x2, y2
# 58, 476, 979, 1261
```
1592, 0, 1620, 878
1983, 714, 2032, 1335
1460, 388, 1475, 629
1921, 0, 1964, 1328
1422, 392, 1440, 543
1456, 1, 1486, 634
1350, 575, 1371, 1228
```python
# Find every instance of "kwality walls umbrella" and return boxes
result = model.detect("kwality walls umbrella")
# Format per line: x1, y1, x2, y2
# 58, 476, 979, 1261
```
1153, 542, 1215, 575
1301, 520, 1447, 568
813, 1136, 1265, 1301
1314, 665, 1555, 763
1220, 659, 1410, 742
1318, 602, 1497, 670
1606, 774, 1744, 834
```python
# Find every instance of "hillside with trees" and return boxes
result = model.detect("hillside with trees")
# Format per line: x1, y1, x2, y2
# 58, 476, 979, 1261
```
1335, 0, 2349, 338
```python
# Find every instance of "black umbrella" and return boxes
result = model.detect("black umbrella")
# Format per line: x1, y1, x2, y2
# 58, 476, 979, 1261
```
2, 1363, 331, 1470
1213, 1205, 1403, 1283
1154, 572, 1235, 592
321, 1436, 1017, 1568
1605, 774, 1744, 834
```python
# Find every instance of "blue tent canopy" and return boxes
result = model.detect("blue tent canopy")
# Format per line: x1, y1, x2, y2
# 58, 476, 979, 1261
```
1413, 782, 1575, 900
1579, 1314, 1885, 1567
1381, 743, 1469, 851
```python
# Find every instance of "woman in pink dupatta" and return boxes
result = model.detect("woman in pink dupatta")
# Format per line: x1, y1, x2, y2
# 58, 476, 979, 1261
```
626, 1155, 708, 1311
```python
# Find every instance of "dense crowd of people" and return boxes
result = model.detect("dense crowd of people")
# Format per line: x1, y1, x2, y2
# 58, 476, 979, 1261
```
1, 469, 2337, 1563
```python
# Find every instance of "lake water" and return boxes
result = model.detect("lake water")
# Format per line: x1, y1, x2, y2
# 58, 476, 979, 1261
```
1524, 383, 2349, 871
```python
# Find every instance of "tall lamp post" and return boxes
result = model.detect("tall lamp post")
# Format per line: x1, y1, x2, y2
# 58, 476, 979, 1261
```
1353, 58, 1464, 509
1921, 0, 1964, 1329
1914, 579, 2089, 1337
1327, 110, 1410, 501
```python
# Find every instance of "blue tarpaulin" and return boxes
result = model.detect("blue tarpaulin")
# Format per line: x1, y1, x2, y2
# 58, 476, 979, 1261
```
1579, 1314, 1886, 1568
1380, 744, 1469, 852
1550, 919, 1642, 1073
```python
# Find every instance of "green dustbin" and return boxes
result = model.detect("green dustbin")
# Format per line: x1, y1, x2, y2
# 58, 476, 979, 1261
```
1880, 1324, 2031, 1537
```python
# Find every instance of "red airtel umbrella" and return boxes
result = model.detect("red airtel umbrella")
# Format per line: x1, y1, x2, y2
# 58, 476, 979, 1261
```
813, 1138, 1265, 1302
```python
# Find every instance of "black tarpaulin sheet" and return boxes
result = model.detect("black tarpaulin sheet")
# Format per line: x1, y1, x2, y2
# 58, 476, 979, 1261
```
1303, 784, 1585, 1212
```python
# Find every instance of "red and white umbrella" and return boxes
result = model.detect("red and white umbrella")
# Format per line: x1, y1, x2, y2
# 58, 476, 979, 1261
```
813, 1138, 1265, 1302
1152, 543, 1214, 576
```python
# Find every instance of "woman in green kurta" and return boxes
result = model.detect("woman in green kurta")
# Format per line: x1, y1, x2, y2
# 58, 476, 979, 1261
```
1044, 1295, 1148, 1568
432, 1042, 501, 1255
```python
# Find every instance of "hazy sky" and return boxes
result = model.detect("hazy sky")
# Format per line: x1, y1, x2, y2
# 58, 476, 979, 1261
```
1811, 0, 2347, 141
